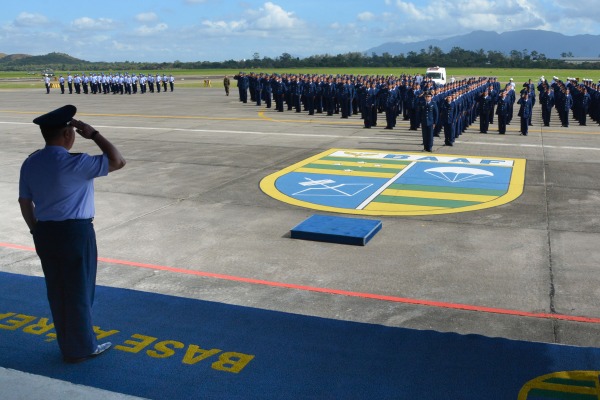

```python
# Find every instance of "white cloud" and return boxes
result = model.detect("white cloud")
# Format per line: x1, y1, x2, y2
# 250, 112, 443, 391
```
135, 23, 169, 36
382, 0, 559, 41
199, 2, 303, 38
394, 0, 429, 20
201, 19, 247, 34
71, 17, 116, 31
111, 40, 135, 51
357, 12, 375, 22
248, 2, 301, 30
14, 12, 49, 27
136, 12, 159, 23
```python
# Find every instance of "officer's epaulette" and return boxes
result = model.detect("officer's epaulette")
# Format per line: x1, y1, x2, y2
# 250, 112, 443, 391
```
69, 152, 83, 156
28, 149, 41, 157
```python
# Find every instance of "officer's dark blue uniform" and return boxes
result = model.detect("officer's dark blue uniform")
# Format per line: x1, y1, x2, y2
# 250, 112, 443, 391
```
517, 93, 532, 135
18, 105, 122, 363
496, 92, 509, 134
420, 92, 439, 152
440, 95, 455, 145
478, 90, 492, 133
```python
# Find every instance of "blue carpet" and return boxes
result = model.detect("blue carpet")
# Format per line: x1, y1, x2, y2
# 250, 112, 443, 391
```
1, 271, 599, 399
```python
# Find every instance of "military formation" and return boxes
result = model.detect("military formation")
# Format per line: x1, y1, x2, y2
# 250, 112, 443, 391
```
232, 72, 600, 151
46, 73, 176, 95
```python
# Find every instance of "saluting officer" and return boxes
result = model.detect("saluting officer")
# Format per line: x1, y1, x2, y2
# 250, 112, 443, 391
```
517, 91, 532, 135
539, 86, 554, 126
18, 105, 126, 363
440, 94, 456, 145
496, 90, 509, 134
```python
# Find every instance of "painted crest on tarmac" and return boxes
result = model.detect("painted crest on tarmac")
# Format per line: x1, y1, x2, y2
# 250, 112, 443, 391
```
518, 371, 600, 399
260, 149, 526, 216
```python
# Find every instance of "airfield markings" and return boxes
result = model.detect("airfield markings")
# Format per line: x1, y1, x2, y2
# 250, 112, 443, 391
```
261, 149, 526, 216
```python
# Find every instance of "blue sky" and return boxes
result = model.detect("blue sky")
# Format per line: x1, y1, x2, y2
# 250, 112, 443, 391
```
1, 0, 598, 62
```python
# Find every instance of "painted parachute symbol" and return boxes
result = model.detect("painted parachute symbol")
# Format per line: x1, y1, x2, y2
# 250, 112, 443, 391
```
424, 166, 494, 183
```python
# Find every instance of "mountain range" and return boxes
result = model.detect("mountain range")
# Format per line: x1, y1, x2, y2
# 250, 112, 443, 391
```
366, 30, 600, 59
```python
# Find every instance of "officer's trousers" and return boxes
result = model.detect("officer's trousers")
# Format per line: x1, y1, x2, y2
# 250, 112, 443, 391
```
34, 218, 98, 359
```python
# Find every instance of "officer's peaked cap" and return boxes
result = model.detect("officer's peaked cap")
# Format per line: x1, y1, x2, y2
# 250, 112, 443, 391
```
33, 105, 76, 129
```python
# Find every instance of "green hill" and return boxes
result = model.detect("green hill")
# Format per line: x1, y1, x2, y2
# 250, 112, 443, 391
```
0, 52, 89, 70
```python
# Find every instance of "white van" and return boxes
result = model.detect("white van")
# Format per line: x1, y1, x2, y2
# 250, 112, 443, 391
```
425, 67, 446, 85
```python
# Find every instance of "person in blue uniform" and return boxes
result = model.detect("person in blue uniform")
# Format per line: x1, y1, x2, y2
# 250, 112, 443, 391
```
517, 91, 532, 135
496, 90, 509, 134
363, 82, 378, 128
155, 74, 161, 93
74, 74, 81, 94
273, 75, 286, 112
254, 74, 264, 106
67, 73, 73, 94
478, 89, 492, 133
562, 88, 573, 127
539, 86, 554, 126
440, 94, 455, 145
383, 82, 398, 129
420, 92, 439, 152
44, 75, 51, 94
233, 72, 248, 103
262, 74, 272, 108
59, 75, 65, 94
18, 105, 126, 363
579, 86, 590, 126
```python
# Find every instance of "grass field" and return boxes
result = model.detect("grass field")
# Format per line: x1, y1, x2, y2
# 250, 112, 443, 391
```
1, 67, 598, 89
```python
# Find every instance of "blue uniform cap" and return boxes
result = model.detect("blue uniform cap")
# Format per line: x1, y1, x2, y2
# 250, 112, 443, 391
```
33, 105, 77, 128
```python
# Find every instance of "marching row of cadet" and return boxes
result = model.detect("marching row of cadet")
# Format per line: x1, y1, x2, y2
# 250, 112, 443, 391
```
230, 72, 600, 152
44, 73, 176, 95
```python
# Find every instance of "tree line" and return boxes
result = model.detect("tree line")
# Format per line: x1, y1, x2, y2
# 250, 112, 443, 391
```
2, 47, 598, 72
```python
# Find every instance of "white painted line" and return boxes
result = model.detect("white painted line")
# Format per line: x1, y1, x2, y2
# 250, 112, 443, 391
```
463, 141, 598, 151
357, 162, 417, 210
1, 121, 599, 151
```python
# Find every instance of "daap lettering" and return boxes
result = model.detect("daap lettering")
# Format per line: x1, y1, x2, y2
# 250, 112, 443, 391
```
383, 154, 513, 166
0, 312, 254, 373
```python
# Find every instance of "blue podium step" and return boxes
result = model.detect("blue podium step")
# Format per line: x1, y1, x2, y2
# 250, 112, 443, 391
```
290, 215, 382, 246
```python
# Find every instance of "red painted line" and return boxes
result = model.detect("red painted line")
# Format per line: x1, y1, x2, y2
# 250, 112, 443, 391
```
3, 241, 600, 324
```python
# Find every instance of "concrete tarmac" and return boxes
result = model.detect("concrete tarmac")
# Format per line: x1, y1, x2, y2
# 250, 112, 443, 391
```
1, 87, 600, 398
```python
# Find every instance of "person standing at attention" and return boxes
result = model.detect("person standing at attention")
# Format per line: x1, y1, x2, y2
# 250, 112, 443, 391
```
44, 75, 51, 94
18, 105, 126, 363
224, 75, 231, 96
517, 91, 532, 135
420, 92, 439, 152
